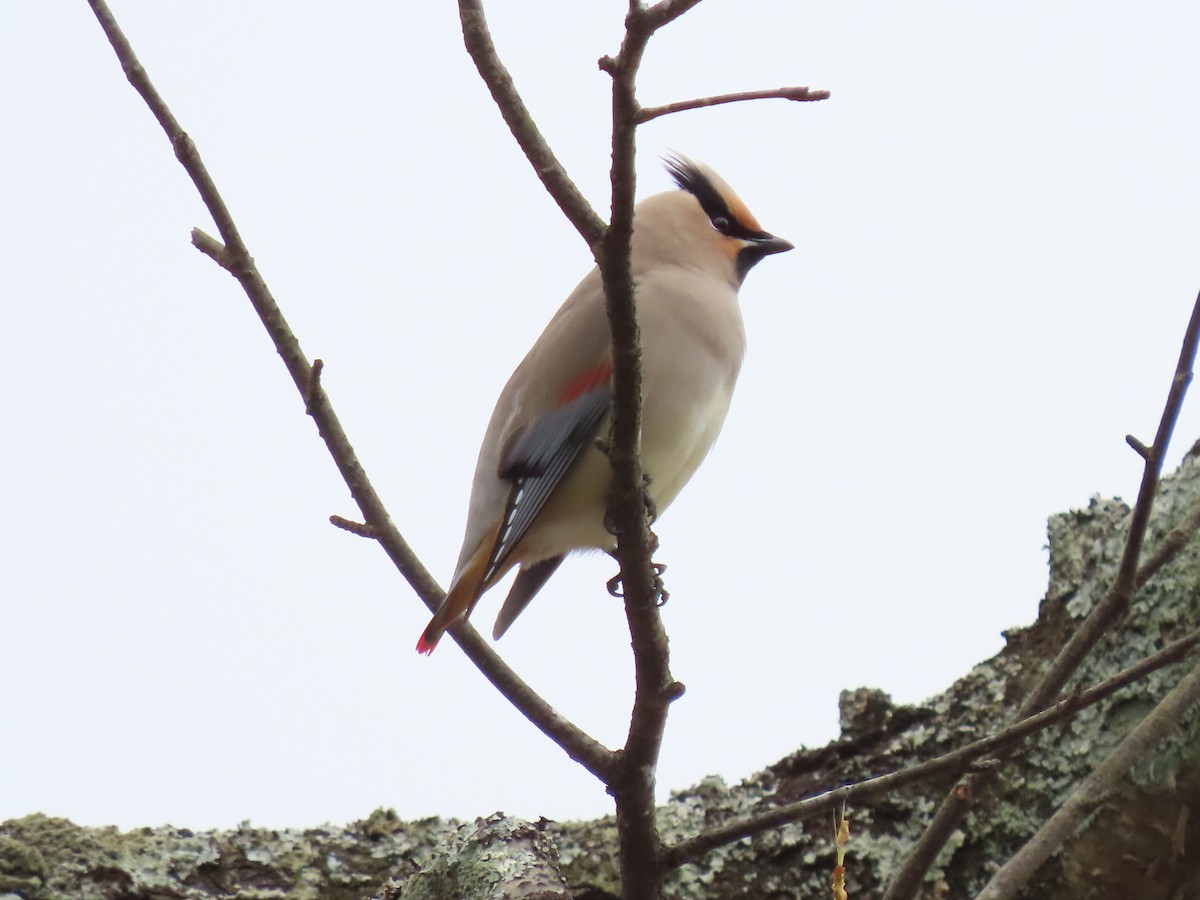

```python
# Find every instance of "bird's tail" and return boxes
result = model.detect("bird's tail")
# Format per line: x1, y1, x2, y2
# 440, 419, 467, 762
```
415, 535, 493, 655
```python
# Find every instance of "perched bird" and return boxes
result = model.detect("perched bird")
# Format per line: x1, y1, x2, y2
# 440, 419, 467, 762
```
417, 156, 792, 654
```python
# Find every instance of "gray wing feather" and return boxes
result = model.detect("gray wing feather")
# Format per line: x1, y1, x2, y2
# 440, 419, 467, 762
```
481, 384, 611, 585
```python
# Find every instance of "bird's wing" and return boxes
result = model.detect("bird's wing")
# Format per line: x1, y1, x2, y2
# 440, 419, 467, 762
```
481, 379, 612, 586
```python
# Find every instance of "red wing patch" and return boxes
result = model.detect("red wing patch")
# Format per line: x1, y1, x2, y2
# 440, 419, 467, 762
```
558, 360, 613, 406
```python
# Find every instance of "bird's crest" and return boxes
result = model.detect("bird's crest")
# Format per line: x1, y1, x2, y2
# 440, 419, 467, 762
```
663, 154, 763, 234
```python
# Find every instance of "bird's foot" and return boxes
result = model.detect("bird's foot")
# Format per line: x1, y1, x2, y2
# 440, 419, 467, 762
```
603, 474, 658, 535
652, 562, 669, 606
606, 562, 669, 606
642, 474, 658, 525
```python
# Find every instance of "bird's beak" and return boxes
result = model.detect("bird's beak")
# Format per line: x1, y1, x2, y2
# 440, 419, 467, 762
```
753, 233, 794, 256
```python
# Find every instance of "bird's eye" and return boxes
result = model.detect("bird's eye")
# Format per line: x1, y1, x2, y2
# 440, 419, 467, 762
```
711, 215, 731, 233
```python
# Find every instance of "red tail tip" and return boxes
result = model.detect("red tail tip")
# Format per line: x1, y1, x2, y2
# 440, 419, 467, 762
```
415, 631, 438, 655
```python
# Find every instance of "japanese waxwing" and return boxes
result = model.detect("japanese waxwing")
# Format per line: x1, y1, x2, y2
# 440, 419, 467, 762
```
417, 155, 792, 654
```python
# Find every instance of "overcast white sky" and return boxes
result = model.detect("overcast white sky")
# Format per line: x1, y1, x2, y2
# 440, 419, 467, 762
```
3, 2, 1200, 832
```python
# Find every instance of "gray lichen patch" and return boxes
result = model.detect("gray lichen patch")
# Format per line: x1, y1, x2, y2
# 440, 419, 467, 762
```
0, 810, 454, 900
396, 813, 569, 900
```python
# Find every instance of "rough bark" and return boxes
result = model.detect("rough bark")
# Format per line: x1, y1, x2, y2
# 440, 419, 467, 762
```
6, 444, 1200, 900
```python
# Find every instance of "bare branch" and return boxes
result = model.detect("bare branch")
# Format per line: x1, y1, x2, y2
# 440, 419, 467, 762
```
598, 9, 676, 895
884, 286, 1200, 900
1027, 289, 1200, 702
975, 657, 1200, 900
87, 0, 615, 787
86, 3, 248, 262
666, 623, 1200, 868
457, 0, 606, 250
592, 5, 830, 893
637, 86, 830, 124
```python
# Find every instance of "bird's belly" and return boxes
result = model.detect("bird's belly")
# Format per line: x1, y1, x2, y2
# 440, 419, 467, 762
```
641, 382, 734, 510
515, 448, 616, 560
515, 379, 734, 565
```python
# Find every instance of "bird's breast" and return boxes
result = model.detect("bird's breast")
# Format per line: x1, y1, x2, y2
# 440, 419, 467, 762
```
637, 273, 745, 511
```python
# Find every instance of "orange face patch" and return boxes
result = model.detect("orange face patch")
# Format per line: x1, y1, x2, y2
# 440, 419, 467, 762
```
725, 191, 762, 233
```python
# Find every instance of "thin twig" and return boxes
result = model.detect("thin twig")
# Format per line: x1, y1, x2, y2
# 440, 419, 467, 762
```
883, 286, 1200, 900
457, 0, 606, 250
87, 0, 615, 786
1126, 434, 1152, 460
1135, 493, 1200, 590
637, 86, 830, 124
329, 515, 377, 538
192, 228, 230, 266
641, 0, 706, 32
666, 623, 1200, 868
975, 657, 1200, 900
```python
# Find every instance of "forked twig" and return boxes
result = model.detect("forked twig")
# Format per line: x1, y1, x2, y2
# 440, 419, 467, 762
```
884, 287, 1200, 900
86, 0, 615, 786
329, 515, 377, 538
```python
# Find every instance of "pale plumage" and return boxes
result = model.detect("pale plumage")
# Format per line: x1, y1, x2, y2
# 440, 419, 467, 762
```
417, 157, 792, 654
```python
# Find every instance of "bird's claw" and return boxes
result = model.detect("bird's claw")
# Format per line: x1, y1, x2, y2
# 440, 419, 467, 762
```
604, 504, 619, 537
642, 474, 658, 525
652, 562, 669, 606
607, 562, 669, 606
603, 474, 657, 535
